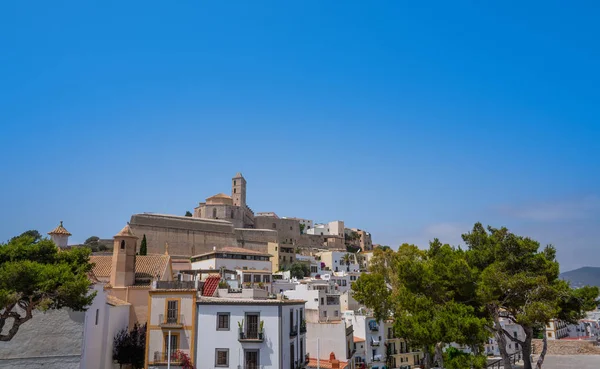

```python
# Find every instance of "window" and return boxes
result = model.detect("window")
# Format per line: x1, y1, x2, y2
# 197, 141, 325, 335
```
216, 348, 229, 367
334, 310, 339, 317
245, 313, 260, 339
212, 208, 217, 218
323, 310, 327, 317
95, 309, 99, 325
320, 297, 324, 305
166, 300, 179, 323
217, 313, 230, 330
120, 240, 125, 249
234, 180, 236, 185
234, 188, 237, 193
263, 275, 271, 283
164, 334, 178, 358
245, 350, 259, 369
272, 223, 277, 229
253, 274, 261, 283
290, 226, 293, 230
231, 211, 234, 219
243, 274, 251, 283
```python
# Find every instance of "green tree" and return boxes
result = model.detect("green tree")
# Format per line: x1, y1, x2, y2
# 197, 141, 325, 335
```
139, 234, 147, 256
0, 233, 96, 341
185, 211, 192, 217
353, 241, 489, 369
289, 262, 310, 279
113, 323, 147, 369
463, 223, 599, 369
10, 230, 42, 243
84, 236, 101, 252
299, 223, 305, 234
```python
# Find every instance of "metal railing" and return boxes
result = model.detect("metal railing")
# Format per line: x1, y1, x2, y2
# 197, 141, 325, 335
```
486, 351, 523, 369
239, 328, 264, 342
153, 351, 181, 363
158, 314, 184, 326
290, 325, 298, 337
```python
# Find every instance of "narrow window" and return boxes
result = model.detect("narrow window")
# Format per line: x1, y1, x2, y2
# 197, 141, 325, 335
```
120, 240, 125, 249
212, 208, 217, 218
95, 309, 99, 325
234, 188, 237, 193
167, 300, 178, 323
216, 348, 229, 367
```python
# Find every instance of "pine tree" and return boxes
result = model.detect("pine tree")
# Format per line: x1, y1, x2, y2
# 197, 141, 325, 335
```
139, 234, 147, 256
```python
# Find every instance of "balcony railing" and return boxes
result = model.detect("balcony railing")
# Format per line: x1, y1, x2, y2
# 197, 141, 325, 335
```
371, 338, 380, 346
300, 321, 307, 334
369, 323, 379, 331
158, 314, 184, 328
239, 328, 264, 342
153, 351, 182, 364
290, 325, 298, 337
372, 354, 383, 362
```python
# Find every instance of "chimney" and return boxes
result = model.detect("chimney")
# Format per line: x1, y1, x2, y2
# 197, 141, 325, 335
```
330, 352, 340, 369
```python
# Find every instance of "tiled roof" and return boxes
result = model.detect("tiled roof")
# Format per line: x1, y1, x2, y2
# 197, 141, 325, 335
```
192, 246, 272, 259
207, 193, 232, 199
202, 275, 221, 297
353, 336, 366, 343
90, 254, 170, 284
307, 358, 349, 369
115, 224, 138, 238
48, 221, 72, 236
197, 296, 307, 305
106, 295, 131, 306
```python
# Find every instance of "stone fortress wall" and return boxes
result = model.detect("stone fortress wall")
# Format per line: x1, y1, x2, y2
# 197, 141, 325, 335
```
127, 173, 366, 259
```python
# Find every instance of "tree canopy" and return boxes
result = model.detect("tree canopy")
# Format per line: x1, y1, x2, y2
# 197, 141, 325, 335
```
113, 323, 146, 368
0, 233, 96, 341
139, 234, 147, 256
289, 262, 310, 279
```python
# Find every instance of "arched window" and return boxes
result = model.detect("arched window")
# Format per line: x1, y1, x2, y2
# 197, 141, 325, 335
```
234, 188, 237, 194
230, 210, 234, 219
120, 240, 125, 250
212, 208, 217, 218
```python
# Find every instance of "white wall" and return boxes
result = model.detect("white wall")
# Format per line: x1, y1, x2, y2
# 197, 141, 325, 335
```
191, 258, 272, 272
195, 302, 306, 369
81, 284, 107, 369
102, 304, 129, 369
306, 321, 350, 362
344, 312, 385, 364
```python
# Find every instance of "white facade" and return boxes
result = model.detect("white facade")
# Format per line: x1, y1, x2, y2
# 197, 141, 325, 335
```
296, 255, 324, 277
317, 251, 360, 274
306, 320, 355, 368
196, 298, 307, 369
482, 318, 526, 357
306, 220, 345, 237
284, 283, 342, 321
343, 312, 385, 366
190, 248, 272, 273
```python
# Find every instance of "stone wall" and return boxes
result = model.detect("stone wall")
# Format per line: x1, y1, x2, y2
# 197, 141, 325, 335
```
235, 228, 278, 252
129, 213, 238, 257
0, 309, 84, 369
254, 216, 302, 245
532, 339, 600, 355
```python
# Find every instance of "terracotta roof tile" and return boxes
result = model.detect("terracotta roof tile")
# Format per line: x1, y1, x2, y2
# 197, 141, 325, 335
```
353, 336, 366, 343
89, 254, 170, 284
207, 193, 232, 199
115, 224, 138, 238
106, 295, 131, 306
48, 221, 72, 236
202, 275, 221, 297
307, 358, 349, 369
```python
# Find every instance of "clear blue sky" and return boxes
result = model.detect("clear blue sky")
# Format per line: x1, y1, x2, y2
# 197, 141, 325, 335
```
1, 1, 599, 271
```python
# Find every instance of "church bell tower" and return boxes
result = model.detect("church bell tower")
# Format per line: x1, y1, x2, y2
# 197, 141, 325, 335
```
232, 172, 246, 208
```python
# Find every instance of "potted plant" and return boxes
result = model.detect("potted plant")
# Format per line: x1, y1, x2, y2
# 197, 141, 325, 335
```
238, 319, 244, 339
258, 282, 264, 289
259, 320, 264, 339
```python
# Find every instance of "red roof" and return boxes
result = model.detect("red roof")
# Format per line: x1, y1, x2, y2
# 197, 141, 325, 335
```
202, 275, 221, 297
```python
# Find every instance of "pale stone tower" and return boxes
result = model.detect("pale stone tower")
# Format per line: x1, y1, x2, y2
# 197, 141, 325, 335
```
110, 223, 138, 288
232, 172, 247, 207
48, 221, 71, 248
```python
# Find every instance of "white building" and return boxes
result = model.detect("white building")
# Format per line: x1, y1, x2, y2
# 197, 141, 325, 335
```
146, 274, 308, 369
481, 318, 526, 357
344, 311, 386, 367
283, 217, 314, 233
307, 220, 345, 237
191, 247, 273, 272
317, 251, 360, 274
284, 282, 342, 321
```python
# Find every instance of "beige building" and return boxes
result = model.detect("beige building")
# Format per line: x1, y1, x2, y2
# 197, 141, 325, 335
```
268, 242, 296, 271
90, 224, 174, 327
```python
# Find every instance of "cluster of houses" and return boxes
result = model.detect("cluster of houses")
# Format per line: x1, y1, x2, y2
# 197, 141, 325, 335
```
3, 220, 599, 369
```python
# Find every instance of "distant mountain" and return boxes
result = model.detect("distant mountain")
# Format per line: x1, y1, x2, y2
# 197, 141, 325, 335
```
560, 267, 600, 288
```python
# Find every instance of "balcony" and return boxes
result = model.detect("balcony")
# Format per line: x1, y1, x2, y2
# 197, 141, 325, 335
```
300, 320, 307, 334
238, 328, 264, 342
158, 314, 184, 329
153, 351, 181, 364
372, 354, 383, 362
290, 325, 298, 337
369, 322, 379, 332
371, 338, 380, 346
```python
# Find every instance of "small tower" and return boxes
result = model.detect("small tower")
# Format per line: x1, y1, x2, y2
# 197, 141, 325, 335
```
110, 223, 138, 288
232, 172, 247, 208
48, 221, 71, 248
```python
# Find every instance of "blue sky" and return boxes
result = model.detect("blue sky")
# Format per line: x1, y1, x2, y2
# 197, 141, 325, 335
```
1, 1, 599, 271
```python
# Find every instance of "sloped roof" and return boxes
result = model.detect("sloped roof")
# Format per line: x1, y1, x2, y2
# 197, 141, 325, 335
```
234, 172, 243, 178
192, 246, 272, 259
89, 254, 170, 285
48, 221, 72, 236
353, 336, 366, 343
307, 358, 349, 369
115, 224, 138, 238
207, 193, 232, 199
202, 275, 221, 297
106, 295, 131, 307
